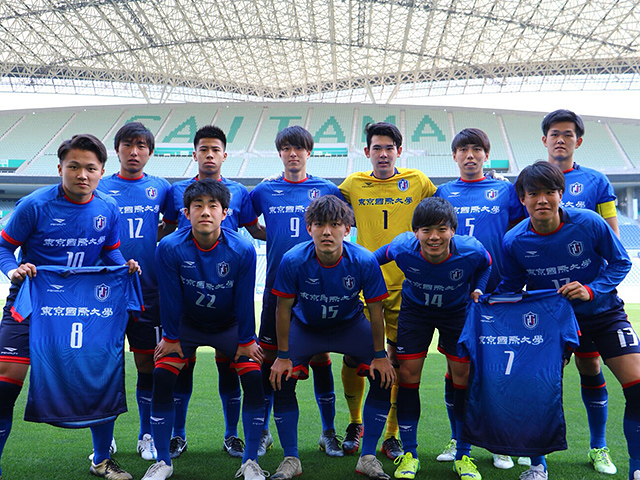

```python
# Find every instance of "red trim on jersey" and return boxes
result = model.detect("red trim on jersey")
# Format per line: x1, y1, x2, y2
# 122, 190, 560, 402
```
238, 339, 256, 347
460, 176, 487, 183
317, 255, 343, 268
622, 379, 640, 389
397, 352, 426, 361
259, 342, 278, 351
10, 306, 24, 323
1, 230, 21, 246
562, 167, 575, 174
242, 218, 259, 227
102, 240, 121, 251
365, 292, 390, 303
399, 382, 420, 389
0, 376, 24, 386
64, 193, 94, 205
309, 359, 332, 368
117, 173, 144, 181
0, 356, 30, 365
163, 337, 180, 343
156, 363, 181, 375
531, 222, 564, 236
437, 345, 469, 363
574, 350, 600, 359
233, 360, 262, 375
283, 176, 310, 184
584, 285, 594, 301
420, 250, 452, 264
272, 289, 296, 299
192, 238, 220, 252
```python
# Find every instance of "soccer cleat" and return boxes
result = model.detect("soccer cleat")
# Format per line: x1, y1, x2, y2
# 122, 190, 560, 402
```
141, 460, 173, 480
356, 454, 390, 480
492, 454, 514, 469
436, 439, 457, 462
393, 452, 420, 479
137, 433, 157, 461
169, 436, 187, 459
271, 456, 302, 479
343, 422, 364, 454
235, 459, 269, 480
518, 457, 532, 466
88, 437, 118, 461
633, 469, 640, 479
319, 429, 344, 457
90, 458, 133, 480
519, 464, 548, 480
223, 435, 246, 458
381, 437, 403, 460
257, 430, 274, 457
453, 455, 482, 479
588, 447, 617, 474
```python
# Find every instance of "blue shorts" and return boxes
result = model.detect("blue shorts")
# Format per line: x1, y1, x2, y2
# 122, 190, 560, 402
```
576, 305, 640, 361
289, 314, 374, 379
258, 289, 278, 350
126, 295, 162, 354
396, 302, 468, 363
0, 283, 30, 365
178, 321, 240, 360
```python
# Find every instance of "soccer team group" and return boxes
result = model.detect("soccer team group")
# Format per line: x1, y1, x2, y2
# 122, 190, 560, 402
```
0, 109, 639, 480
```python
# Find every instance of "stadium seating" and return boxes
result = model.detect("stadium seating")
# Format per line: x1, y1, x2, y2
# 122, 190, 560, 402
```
252, 106, 308, 151
608, 121, 640, 168
159, 104, 218, 144
501, 113, 546, 168
452, 110, 510, 167
576, 120, 626, 169
404, 108, 450, 155
308, 105, 354, 146
215, 105, 264, 152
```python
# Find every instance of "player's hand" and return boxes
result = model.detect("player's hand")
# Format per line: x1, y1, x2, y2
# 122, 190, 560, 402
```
10, 263, 37, 285
126, 259, 142, 275
369, 357, 396, 389
154, 338, 184, 362
557, 281, 591, 301
269, 358, 293, 391
470, 291, 481, 303
236, 342, 264, 364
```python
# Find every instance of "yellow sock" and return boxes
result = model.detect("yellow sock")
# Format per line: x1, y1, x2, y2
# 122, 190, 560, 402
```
384, 367, 400, 440
341, 361, 365, 424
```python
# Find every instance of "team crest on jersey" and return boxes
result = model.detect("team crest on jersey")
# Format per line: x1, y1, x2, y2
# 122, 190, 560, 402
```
523, 311, 538, 330
95, 283, 111, 302
450, 268, 464, 281
567, 240, 584, 257
485, 189, 499, 201
217, 261, 230, 277
569, 182, 583, 196
397, 179, 409, 192
93, 215, 107, 232
145, 186, 158, 200
308, 188, 321, 200
343, 275, 356, 290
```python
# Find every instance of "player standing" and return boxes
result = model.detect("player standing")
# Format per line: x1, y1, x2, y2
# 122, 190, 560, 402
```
269, 195, 396, 480
0, 134, 139, 480
497, 161, 640, 480
338, 122, 436, 458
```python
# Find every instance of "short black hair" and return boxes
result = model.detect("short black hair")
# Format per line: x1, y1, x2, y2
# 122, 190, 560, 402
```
58, 134, 108, 166
275, 125, 314, 152
183, 178, 231, 211
515, 161, 565, 199
114, 122, 155, 153
541, 109, 585, 138
412, 197, 458, 231
194, 125, 227, 150
305, 195, 355, 227
451, 128, 490, 154
365, 122, 402, 149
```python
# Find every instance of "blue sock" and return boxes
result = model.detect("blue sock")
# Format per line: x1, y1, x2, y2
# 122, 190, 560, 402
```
173, 359, 194, 440
152, 367, 179, 465
261, 360, 274, 432
397, 383, 420, 457
581, 371, 608, 449
90, 421, 115, 464
273, 375, 299, 458
217, 358, 241, 439
623, 383, 640, 479
453, 384, 471, 460
361, 372, 391, 457
530, 455, 547, 471
239, 370, 265, 462
136, 371, 153, 439
0, 380, 22, 475
444, 374, 456, 441
311, 360, 335, 432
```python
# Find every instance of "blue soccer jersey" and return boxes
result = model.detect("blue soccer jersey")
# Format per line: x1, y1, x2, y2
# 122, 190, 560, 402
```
0, 184, 121, 273
272, 241, 388, 328
97, 173, 170, 297
164, 176, 258, 232
155, 226, 257, 345
11, 265, 143, 428
250, 175, 343, 289
561, 163, 616, 211
377, 233, 492, 313
435, 177, 524, 291
497, 208, 631, 318
458, 290, 580, 456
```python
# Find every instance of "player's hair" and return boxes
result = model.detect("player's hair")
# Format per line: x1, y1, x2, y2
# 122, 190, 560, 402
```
412, 197, 458, 231
114, 122, 155, 153
275, 125, 314, 152
305, 195, 355, 227
541, 109, 585, 138
57, 134, 108, 166
194, 125, 227, 150
365, 122, 402, 149
515, 161, 565, 198
451, 128, 490, 154
183, 178, 231, 211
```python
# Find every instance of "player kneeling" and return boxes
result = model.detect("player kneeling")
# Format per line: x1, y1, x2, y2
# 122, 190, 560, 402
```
269, 195, 396, 480
142, 179, 266, 480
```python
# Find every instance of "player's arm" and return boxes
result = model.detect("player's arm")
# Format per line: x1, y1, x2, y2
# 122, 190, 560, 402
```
603, 215, 620, 238
373, 244, 393, 265
0, 201, 38, 283
366, 300, 396, 388
154, 241, 184, 353
494, 239, 527, 294
234, 246, 263, 363
470, 248, 492, 301
270, 295, 295, 390
158, 220, 177, 240
244, 221, 266, 241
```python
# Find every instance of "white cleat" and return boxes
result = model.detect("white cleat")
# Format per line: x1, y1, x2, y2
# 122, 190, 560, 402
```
518, 457, 532, 466
137, 433, 157, 461
141, 460, 173, 480
492, 454, 514, 469
436, 439, 457, 462
235, 459, 269, 480
519, 464, 547, 480
271, 456, 302, 479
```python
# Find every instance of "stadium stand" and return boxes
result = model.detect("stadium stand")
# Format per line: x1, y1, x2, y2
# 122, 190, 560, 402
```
355, 107, 401, 149
404, 108, 450, 155
0, 114, 23, 142
405, 155, 460, 177
308, 105, 354, 146
452, 110, 510, 169
607, 121, 640, 168
158, 104, 218, 144
241, 157, 282, 178
501, 113, 545, 168
252, 106, 308, 151
215, 105, 264, 152
577, 120, 627, 169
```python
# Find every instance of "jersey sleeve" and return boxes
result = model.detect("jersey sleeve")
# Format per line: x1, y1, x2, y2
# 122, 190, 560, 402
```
249, 184, 264, 217
495, 234, 527, 294
235, 245, 257, 346
327, 182, 346, 202
155, 240, 182, 340
471, 243, 493, 293
361, 253, 389, 303
238, 186, 259, 226
457, 300, 478, 359
163, 186, 180, 224
10, 276, 33, 323
272, 254, 297, 299
126, 269, 145, 314
586, 215, 631, 298
158, 178, 172, 216
0, 199, 37, 274
419, 171, 437, 199
374, 243, 393, 265
102, 205, 121, 250
507, 184, 525, 223
338, 176, 352, 205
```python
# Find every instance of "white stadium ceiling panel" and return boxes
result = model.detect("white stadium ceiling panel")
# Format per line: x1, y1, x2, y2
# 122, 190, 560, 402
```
0, 0, 639, 101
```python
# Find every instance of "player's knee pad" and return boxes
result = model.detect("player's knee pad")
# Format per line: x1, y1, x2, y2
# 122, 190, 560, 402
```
152, 367, 179, 405
624, 382, 640, 418
137, 371, 153, 391
0, 379, 22, 414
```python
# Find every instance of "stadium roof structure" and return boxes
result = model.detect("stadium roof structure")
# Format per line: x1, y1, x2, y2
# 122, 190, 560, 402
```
1, 0, 640, 103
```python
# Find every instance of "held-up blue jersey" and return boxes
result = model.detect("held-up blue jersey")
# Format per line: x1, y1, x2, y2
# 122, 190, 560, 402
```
164, 176, 258, 232
250, 175, 343, 290
272, 241, 388, 328
497, 208, 631, 318
458, 290, 580, 456
435, 177, 524, 291
155, 227, 257, 345
0, 184, 121, 274
11, 265, 143, 428
561, 163, 616, 211
376, 233, 492, 313
97, 173, 170, 297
